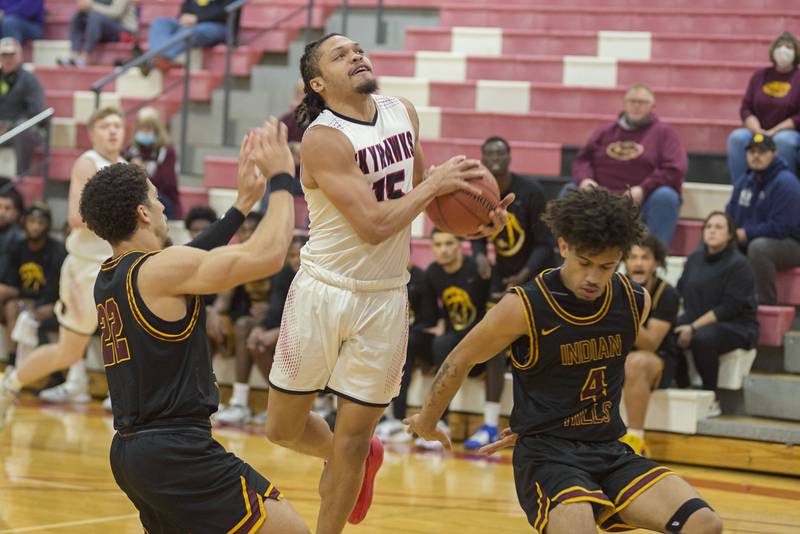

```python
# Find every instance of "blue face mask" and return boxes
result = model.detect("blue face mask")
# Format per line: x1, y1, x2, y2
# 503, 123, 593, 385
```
135, 132, 156, 146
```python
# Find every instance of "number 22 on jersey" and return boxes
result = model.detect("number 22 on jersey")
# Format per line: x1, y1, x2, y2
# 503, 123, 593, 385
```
97, 298, 131, 367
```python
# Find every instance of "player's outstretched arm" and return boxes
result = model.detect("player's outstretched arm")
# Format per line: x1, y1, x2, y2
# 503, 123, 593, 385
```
67, 156, 98, 230
404, 292, 528, 448
138, 124, 295, 297
301, 126, 486, 245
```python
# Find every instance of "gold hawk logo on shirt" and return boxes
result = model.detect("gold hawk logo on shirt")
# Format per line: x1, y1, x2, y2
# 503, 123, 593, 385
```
491, 212, 525, 257
244, 278, 272, 302
606, 140, 645, 161
442, 286, 476, 331
762, 81, 791, 98
19, 262, 45, 292
196, 0, 211, 6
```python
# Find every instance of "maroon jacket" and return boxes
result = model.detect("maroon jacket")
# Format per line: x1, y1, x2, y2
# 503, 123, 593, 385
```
739, 66, 800, 130
571, 114, 687, 198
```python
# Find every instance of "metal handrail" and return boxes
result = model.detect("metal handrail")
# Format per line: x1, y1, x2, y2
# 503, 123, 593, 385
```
0, 107, 55, 182
90, 31, 194, 174
221, 0, 315, 145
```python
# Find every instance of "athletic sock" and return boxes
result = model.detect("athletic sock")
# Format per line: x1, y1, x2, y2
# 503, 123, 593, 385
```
628, 428, 645, 439
484, 401, 500, 428
65, 359, 88, 387
5, 369, 22, 393
231, 382, 250, 407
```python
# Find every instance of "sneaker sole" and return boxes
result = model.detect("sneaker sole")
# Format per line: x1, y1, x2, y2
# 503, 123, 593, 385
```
348, 436, 384, 524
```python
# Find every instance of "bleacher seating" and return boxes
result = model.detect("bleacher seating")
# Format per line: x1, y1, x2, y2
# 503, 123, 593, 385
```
12, 0, 798, 445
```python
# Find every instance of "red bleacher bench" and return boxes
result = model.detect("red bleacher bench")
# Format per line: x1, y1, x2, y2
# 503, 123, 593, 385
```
776, 269, 800, 307
668, 220, 702, 257
757, 305, 795, 347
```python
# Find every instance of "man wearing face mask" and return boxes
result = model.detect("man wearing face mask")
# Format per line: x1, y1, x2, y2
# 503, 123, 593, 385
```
728, 32, 800, 182
571, 83, 687, 247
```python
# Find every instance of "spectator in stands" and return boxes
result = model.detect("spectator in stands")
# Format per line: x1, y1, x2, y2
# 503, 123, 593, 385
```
415, 228, 502, 450
375, 260, 436, 443
473, 136, 553, 291
571, 83, 687, 246
60, 0, 138, 67
620, 234, 679, 456
221, 236, 307, 426
213, 212, 275, 426
726, 133, 800, 305
675, 211, 759, 399
0, 184, 23, 282
0, 202, 65, 366
146, 0, 236, 71
0, 0, 44, 44
0, 37, 45, 177
184, 204, 217, 239
125, 106, 181, 219
728, 32, 800, 181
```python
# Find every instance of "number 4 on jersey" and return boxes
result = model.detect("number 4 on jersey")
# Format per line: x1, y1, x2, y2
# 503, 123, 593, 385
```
580, 366, 608, 402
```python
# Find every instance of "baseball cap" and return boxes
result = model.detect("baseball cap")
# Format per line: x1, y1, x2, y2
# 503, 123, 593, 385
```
0, 37, 19, 54
746, 133, 777, 151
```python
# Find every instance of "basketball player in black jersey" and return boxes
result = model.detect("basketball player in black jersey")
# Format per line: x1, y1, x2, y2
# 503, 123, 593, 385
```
407, 188, 722, 534
79, 121, 309, 534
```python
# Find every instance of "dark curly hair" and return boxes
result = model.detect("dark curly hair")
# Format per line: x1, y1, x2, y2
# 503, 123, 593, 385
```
294, 33, 342, 129
184, 205, 218, 230
543, 187, 645, 255
626, 232, 667, 268
80, 163, 150, 245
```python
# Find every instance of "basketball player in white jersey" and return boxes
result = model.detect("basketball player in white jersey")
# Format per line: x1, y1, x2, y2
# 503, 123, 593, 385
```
264, 34, 513, 533
0, 107, 126, 414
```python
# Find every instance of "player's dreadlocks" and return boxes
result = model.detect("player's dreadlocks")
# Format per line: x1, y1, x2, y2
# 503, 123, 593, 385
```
294, 33, 342, 129
542, 187, 645, 255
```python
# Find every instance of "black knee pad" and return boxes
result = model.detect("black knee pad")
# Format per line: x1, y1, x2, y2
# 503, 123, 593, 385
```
665, 497, 713, 533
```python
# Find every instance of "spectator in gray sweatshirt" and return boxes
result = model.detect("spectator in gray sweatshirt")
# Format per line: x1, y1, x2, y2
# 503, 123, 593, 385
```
0, 37, 44, 176
59, 0, 138, 66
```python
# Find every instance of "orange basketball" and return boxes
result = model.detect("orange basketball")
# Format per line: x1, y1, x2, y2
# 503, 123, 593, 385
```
425, 164, 501, 237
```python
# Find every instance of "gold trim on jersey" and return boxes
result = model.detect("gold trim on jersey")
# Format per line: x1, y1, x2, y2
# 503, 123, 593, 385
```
651, 278, 666, 310
100, 250, 148, 271
511, 286, 538, 370
535, 269, 612, 326
616, 273, 641, 338
126, 251, 200, 342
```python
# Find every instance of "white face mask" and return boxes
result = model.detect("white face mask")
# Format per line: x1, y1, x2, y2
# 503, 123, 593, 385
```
774, 46, 796, 68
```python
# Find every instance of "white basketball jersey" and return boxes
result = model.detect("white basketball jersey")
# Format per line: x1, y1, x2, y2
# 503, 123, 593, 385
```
65, 150, 124, 262
301, 95, 416, 286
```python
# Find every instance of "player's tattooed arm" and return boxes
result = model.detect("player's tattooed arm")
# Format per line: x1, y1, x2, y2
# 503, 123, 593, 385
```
404, 292, 527, 447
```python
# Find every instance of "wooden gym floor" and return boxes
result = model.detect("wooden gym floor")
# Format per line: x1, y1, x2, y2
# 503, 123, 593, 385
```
1, 400, 799, 533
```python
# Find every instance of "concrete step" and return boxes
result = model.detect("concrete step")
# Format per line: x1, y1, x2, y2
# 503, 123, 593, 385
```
785, 331, 800, 374
696, 415, 800, 445
744, 373, 800, 421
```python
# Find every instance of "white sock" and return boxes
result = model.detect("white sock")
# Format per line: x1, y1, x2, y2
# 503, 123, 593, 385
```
231, 382, 250, 407
484, 401, 500, 428
65, 360, 88, 386
5, 369, 22, 393
628, 428, 645, 439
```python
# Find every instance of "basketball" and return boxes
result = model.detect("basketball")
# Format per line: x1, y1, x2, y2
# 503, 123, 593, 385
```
425, 164, 501, 236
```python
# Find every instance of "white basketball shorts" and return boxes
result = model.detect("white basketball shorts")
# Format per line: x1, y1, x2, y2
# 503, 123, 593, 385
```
54, 254, 102, 336
268, 267, 409, 407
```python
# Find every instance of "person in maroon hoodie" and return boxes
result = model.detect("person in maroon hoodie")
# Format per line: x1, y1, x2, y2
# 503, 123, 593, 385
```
570, 83, 687, 247
727, 32, 800, 182
124, 107, 182, 219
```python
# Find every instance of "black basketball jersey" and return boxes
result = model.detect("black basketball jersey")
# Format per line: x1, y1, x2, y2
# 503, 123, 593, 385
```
94, 250, 218, 432
508, 268, 646, 441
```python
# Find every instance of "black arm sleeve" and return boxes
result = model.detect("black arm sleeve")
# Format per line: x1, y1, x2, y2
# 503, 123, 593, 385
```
185, 207, 245, 251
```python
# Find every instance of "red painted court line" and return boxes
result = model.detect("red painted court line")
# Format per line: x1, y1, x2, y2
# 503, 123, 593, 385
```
683, 476, 800, 502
